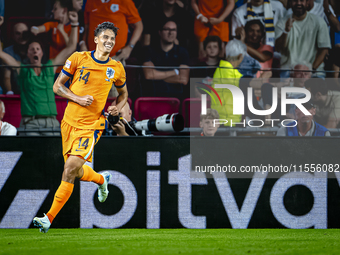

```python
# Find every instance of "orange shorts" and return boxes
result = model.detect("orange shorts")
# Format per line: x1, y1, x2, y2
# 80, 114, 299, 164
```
194, 20, 229, 42
61, 120, 103, 163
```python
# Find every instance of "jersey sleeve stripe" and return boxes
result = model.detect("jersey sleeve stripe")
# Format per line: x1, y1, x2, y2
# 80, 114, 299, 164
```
115, 82, 126, 88
62, 69, 73, 78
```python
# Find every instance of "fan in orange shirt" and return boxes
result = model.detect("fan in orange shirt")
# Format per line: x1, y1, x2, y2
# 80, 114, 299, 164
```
84, 0, 143, 61
191, 0, 234, 59
31, 0, 78, 60
32, 21, 128, 234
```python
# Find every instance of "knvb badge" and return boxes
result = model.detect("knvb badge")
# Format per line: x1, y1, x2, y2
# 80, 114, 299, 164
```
106, 67, 115, 79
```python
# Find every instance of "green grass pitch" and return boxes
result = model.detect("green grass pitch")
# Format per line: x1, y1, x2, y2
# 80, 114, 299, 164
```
0, 229, 339, 255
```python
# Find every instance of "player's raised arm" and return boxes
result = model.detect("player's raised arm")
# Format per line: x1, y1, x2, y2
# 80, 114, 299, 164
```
53, 71, 94, 107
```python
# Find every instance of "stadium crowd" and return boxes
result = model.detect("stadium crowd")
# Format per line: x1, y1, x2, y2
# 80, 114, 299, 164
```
0, 0, 340, 137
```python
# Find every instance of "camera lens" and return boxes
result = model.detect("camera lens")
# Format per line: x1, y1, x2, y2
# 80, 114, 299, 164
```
108, 115, 120, 125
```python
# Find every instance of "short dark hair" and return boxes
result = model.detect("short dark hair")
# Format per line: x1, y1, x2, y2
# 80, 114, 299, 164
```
244, 20, 265, 39
94, 22, 119, 37
55, 0, 69, 9
304, 78, 328, 96
27, 39, 44, 51
203, 36, 222, 50
158, 19, 177, 32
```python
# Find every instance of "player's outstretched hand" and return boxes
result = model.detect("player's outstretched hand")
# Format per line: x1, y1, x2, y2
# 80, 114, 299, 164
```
107, 105, 119, 116
78, 95, 93, 107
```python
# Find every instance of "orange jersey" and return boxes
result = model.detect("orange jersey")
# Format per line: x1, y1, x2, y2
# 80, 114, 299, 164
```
44, 22, 74, 59
62, 51, 126, 130
84, 0, 141, 56
198, 0, 225, 18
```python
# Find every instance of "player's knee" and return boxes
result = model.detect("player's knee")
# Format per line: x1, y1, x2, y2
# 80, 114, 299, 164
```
63, 165, 79, 179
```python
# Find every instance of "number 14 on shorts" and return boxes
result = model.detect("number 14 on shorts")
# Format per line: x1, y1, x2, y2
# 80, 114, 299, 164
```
77, 138, 89, 151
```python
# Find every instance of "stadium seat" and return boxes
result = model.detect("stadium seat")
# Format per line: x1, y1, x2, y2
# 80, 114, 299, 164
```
182, 98, 211, 127
0, 95, 21, 128
55, 96, 69, 123
134, 97, 180, 121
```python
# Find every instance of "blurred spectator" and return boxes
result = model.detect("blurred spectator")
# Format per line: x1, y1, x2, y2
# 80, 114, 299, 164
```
314, 0, 340, 32
142, 20, 190, 98
290, 62, 313, 88
276, 101, 330, 136
0, 100, 17, 136
240, 19, 274, 77
286, 62, 313, 117
211, 39, 245, 126
31, 0, 75, 60
0, 12, 78, 136
305, 78, 340, 128
238, 53, 262, 78
84, 0, 143, 61
232, 0, 286, 47
142, 0, 193, 50
192, 0, 234, 59
2, 22, 29, 95
275, 0, 331, 78
200, 108, 219, 136
191, 36, 222, 98
262, 63, 312, 121
192, 36, 222, 79
286, 0, 340, 32
70, 0, 86, 50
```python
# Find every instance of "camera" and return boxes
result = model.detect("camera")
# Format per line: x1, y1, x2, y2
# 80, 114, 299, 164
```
108, 114, 122, 126
133, 113, 184, 133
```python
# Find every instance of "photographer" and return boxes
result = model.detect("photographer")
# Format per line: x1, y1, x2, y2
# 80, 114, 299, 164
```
109, 100, 138, 136
108, 99, 185, 136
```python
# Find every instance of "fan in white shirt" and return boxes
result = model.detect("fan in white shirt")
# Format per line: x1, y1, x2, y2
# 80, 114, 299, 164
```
286, 0, 340, 31
0, 100, 17, 136
232, 0, 287, 37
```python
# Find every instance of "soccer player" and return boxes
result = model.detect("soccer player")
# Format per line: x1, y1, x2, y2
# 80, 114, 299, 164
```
33, 22, 128, 233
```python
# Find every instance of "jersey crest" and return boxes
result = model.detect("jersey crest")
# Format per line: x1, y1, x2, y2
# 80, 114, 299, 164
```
110, 4, 119, 13
106, 67, 115, 79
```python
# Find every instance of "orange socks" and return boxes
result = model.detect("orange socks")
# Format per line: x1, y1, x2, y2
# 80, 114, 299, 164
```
80, 165, 104, 185
46, 181, 74, 223
46, 166, 103, 224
